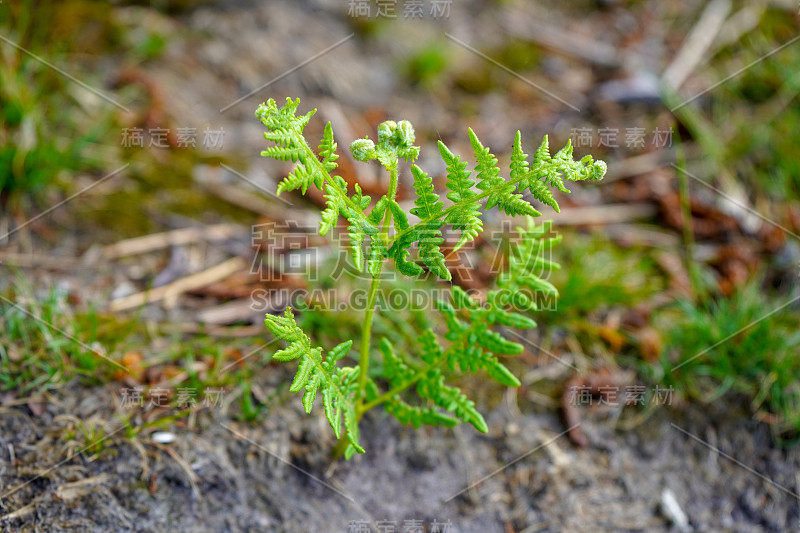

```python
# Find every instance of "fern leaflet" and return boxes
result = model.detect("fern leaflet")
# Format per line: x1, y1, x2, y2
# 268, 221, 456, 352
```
265, 307, 364, 455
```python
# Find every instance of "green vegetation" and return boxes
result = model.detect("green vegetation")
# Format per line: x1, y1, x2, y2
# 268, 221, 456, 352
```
715, 11, 800, 200
256, 97, 606, 457
0, 280, 278, 432
0, 0, 238, 239
402, 41, 450, 88
644, 6, 800, 439
550, 235, 665, 320
649, 280, 800, 442
0, 283, 113, 393
0, 39, 108, 205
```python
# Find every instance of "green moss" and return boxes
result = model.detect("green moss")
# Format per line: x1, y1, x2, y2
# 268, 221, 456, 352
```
403, 42, 451, 87
546, 234, 666, 319
647, 279, 800, 442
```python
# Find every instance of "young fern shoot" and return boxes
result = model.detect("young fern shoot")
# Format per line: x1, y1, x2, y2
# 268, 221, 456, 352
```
256, 98, 606, 459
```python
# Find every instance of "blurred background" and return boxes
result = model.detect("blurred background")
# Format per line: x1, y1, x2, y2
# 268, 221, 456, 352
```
1, 1, 800, 531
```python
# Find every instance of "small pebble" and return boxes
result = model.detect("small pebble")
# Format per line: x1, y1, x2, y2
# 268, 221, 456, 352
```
661, 488, 691, 532
151, 432, 176, 444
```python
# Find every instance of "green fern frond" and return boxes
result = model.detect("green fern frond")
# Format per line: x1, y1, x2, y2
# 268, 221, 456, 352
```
387, 199, 409, 230
388, 231, 425, 277
377, 338, 488, 433
433, 288, 522, 387
318, 122, 339, 173
259, 100, 604, 283
373, 286, 531, 432
364, 222, 561, 433
256, 98, 384, 258
418, 328, 444, 365
257, 98, 319, 193
264, 308, 364, 454
409, 165, 449, 280
319, 185, 343, 236
363, 377, 458, 429
516, 134, 607, 213
379, 337, 418, 384
257, 98, 606, 459
367, 237, 388, 278
512, 133, 559, 212
409, 165, 444, 219
384, 397, 459, 429
388, 129, 605, 274
276, 165, 312, 196
438, 141, 483, 251
416, 368, 488, 433
348, 224, 366, 272
471, 128, 538, 217
496, 216, 562, 313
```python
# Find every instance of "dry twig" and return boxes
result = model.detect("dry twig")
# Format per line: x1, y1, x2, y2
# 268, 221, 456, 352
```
109, 257, 245, 311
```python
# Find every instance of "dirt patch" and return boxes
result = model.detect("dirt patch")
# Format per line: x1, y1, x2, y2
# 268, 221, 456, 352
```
2, 380, 799, 532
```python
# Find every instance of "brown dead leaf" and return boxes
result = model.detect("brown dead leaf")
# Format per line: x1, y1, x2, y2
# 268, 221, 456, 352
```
161, 365, 185, 381
711, 243, 759, 296
658, 191, 739, 239
758, 224, 786, 254
55, 474, 110, 501
636, 327, 662, 363
113, 351, 145, 383
144, 364, 184, 384
598, 326, 626, 352
223, 347, 246, 369
621, 305, 649, 329
27, 396, 46, 417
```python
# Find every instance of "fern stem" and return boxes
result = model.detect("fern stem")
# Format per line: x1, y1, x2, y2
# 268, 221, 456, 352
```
330, 432, 352, 459
357, 373, 422, 417
357, 274, 381, 399
356, 162, 400, 403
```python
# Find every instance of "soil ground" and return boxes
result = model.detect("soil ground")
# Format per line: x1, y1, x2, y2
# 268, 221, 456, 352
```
2, 377, 799, 532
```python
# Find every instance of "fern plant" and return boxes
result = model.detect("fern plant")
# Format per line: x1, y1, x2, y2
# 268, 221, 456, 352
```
256, 98, 606, 458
